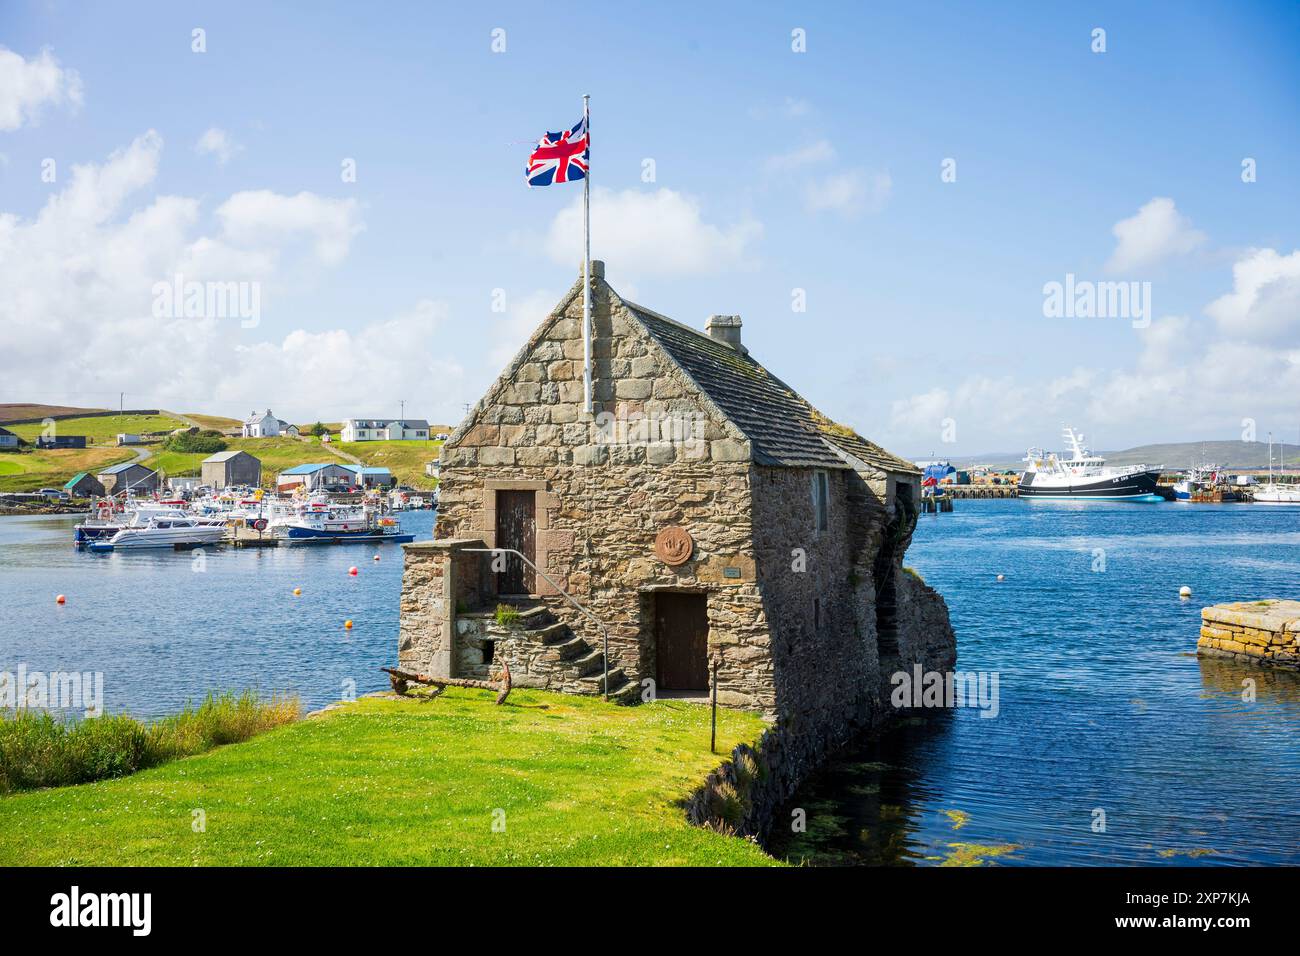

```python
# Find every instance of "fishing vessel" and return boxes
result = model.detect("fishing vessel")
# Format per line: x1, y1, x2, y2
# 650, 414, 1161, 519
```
1019, 427, 1164, 501
1172, 464, 1240, 502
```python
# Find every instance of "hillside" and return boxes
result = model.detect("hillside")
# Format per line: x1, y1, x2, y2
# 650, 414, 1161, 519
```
0, 404, 109, 424
184, 412, 243, 431
336, 439, 442, 488
5, 412, 188, 443
0, 446, 138, 492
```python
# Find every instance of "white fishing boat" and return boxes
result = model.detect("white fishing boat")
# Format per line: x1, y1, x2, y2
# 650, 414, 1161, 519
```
1019, 427, 1164, 501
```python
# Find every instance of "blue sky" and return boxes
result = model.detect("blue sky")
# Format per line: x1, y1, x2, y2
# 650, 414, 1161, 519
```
2, 0, 1298, 455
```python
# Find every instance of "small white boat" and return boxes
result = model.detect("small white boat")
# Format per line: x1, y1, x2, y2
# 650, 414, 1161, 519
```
87, 514, 228, 551
1253, 433, 1300, 504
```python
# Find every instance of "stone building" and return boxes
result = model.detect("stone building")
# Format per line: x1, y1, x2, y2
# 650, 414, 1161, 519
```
201, 450, 262, 489
399, 262, 955, 748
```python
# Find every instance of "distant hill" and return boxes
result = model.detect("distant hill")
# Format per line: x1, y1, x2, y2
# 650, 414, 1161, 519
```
184, 413, 243, 431
0, 403, 109, 424
923, 440, 1300, 471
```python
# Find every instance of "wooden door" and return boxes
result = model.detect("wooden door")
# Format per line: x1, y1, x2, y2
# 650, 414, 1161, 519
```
495, 490, 535, 594
654, 593, 709, 690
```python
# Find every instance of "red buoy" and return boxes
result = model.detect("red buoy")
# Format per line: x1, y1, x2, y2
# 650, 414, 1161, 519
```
348, 566, 358, 576
56, 594, 66, 605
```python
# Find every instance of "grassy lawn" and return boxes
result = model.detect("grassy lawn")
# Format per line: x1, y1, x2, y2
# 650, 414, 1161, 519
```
0, 447, 137, 493
150, 436, 335, 479
5, 413, 187, 444
338, 439, 443, 489
0, 692, 775, 866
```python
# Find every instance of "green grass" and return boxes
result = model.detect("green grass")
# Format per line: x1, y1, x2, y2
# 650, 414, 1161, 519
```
0, 692, 299, 794
0, 446, 137, 492
6, 414, 187, 444
149, 436, 334, 480
0, 691, 775, 866
337, 439, 443, 489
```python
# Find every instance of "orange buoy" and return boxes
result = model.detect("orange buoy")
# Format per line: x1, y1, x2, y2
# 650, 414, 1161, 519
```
56, 594, 66, 605
292, 588, 302, 596
344, 619, 354, 629
348, 566, 358, 576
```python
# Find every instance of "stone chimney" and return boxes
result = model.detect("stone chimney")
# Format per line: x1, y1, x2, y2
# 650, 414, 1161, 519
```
706, 314, 746, 354
581, 259, 605, 278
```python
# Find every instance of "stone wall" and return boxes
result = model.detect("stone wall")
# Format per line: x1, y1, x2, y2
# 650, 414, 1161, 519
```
1198, 600, 1300, 667
893, 568, 959, 677
398, 539, 486, 676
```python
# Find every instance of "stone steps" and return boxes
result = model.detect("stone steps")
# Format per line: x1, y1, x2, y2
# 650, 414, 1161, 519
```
577, 667, 625, 695
493, 601, 637, 704
570, 649, 606, 677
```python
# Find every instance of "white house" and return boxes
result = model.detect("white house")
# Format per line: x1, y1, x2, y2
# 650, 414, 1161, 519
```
340, 418, 430, 442
242, 410, 298, 438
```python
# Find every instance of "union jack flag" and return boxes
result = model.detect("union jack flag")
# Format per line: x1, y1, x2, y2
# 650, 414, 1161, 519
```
526, 117, 589, 187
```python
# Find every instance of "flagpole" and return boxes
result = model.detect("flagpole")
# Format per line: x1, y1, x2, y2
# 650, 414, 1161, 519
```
582, 93, 593, 415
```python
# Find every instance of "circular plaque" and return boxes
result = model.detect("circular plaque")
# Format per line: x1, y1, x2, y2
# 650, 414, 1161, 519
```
655, 526, 694, 566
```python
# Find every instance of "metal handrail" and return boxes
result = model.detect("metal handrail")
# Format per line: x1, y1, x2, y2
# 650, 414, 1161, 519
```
462, 547, 612, 700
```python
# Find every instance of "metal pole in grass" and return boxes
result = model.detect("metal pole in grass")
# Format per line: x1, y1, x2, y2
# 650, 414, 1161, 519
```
710, 657, 718, 754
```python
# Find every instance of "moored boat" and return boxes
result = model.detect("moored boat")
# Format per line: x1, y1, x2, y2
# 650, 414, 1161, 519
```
1019, 427, 1164, 501
86, 513, 228, 551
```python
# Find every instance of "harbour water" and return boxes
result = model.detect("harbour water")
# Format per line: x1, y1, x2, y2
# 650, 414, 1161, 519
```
0, 511, 434, 718
3, 500, 1298, 865
768, 499, 1300, 866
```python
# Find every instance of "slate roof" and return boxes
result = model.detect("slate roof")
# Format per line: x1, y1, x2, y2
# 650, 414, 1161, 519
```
100, 461, 154, 476
626, 302, 914, 473
203, 450, 255, 463
818, 426, 920, 476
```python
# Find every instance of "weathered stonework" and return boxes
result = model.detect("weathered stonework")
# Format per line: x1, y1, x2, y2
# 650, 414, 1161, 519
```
398, 263, 958, 823
1198, 600, 1300, 667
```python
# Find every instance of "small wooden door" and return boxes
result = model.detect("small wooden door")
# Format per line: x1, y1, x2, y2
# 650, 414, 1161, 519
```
495, 490, 535, 594
655, 593, 709, 690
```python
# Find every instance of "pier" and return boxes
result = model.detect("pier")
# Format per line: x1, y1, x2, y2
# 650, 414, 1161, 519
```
946, 485, 1018, 499
1199, 600, 1300, 668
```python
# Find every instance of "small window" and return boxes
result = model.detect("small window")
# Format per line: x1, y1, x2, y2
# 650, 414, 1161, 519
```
812, 470, 830, 532
482, 639, 495, 665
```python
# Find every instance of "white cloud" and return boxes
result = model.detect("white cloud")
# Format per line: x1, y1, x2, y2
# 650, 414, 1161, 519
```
1204, 247, 1300, 344
543, 187, 761, 277
215, 189, 363, 265
194, 127, 242, 165
1105, 197, 1205, 273
0, 47, 83, 132
887, 251, 1300, 451
0, 131, 461, 423
764, 139, 835, 174
804, 169, 892, 217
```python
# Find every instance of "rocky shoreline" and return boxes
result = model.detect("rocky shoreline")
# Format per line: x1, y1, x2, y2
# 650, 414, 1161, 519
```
0, 496, 86, 516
